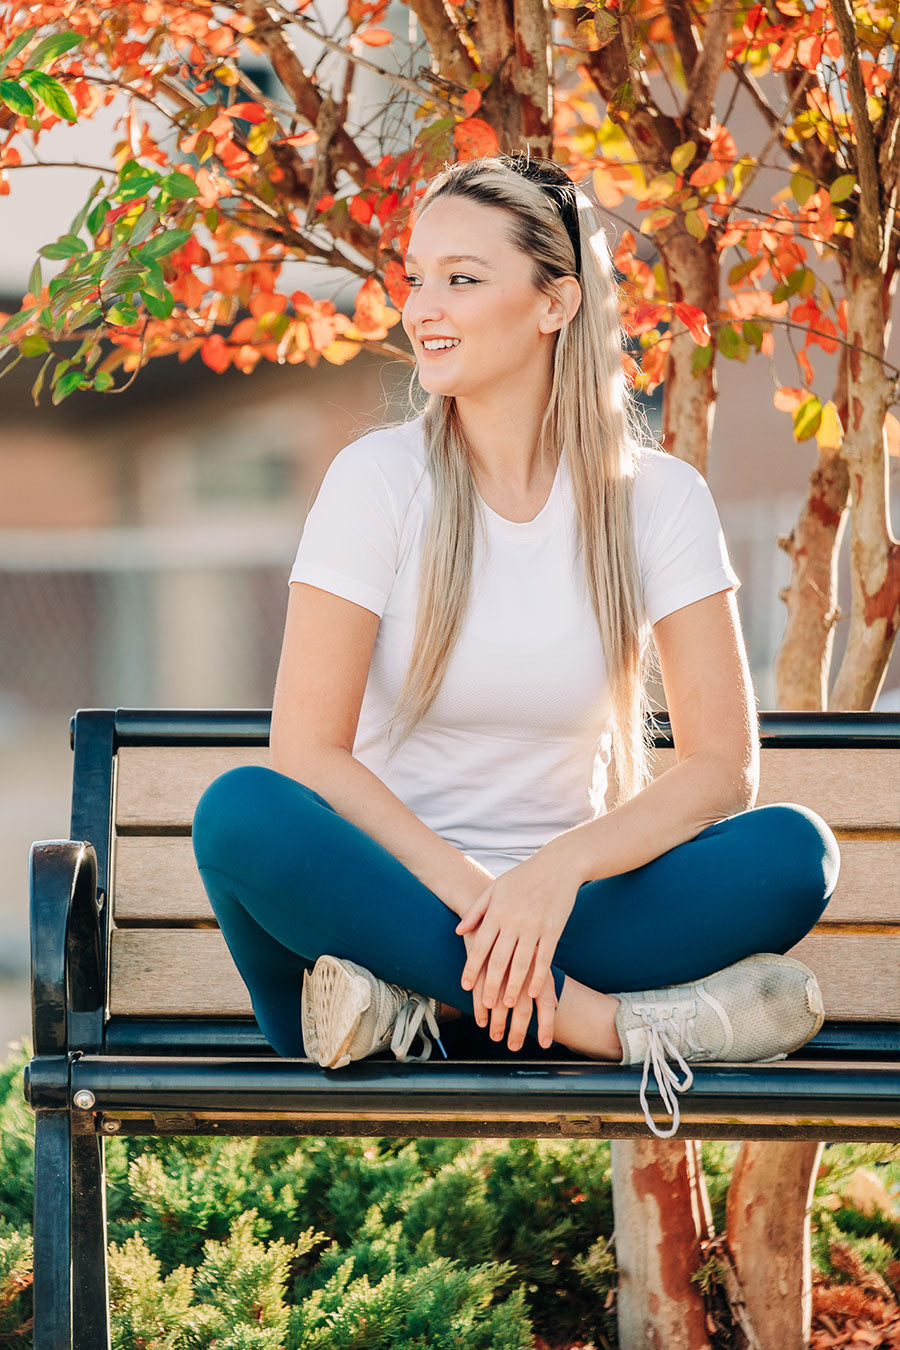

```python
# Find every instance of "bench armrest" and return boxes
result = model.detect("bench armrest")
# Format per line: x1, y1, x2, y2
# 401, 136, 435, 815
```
30, 840, 103, 1055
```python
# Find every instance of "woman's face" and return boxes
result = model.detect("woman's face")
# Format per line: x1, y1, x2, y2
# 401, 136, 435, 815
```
401, 195, 563, 404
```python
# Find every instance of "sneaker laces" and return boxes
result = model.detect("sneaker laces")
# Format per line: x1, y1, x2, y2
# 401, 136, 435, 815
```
389, 991, 448, 1063
634, 1003, 705, 1139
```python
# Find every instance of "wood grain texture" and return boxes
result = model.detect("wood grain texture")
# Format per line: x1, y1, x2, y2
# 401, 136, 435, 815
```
111, 835, 900, 928
115, 745, 900, 830
108, 928, 900, 1021
115, 746, 270, 830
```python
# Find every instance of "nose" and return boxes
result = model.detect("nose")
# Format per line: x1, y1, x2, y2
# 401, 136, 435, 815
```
403, 278, 445, 333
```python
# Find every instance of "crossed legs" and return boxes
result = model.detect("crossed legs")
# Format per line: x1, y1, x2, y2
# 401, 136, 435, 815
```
192, 765, 840, 1061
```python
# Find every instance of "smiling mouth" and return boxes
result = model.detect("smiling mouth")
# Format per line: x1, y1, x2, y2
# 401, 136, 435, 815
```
420, 339, 460, 353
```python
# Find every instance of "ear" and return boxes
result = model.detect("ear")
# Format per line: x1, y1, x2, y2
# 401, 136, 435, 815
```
538, 276, 582, 334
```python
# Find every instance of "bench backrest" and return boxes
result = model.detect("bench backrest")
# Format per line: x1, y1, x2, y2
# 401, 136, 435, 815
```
70, 711, 900, 1035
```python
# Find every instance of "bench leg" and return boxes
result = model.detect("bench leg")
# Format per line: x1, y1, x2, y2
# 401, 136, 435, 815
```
33, 1110, 72, 1350
71, 1133, 111, 1350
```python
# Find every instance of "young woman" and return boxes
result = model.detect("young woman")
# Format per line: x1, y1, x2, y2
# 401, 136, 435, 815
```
192, 155, 840, 1137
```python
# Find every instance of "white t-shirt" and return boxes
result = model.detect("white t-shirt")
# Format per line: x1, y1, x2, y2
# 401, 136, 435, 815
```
289, 415, 740, 876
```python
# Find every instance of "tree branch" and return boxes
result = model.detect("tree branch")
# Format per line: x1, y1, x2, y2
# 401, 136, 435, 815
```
830, 0, 881, 266
662, 0, 700, 83
728, 60, 779, 129
683, 0, 733, 132
406, 0, 475, 84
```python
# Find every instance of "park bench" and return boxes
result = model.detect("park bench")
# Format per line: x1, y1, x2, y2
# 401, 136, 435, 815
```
25, 706, 900, 1348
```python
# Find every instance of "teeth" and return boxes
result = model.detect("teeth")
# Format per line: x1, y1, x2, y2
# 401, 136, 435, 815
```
423, 338, 459, 350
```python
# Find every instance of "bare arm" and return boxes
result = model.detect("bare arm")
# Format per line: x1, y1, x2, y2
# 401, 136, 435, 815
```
270, 581, 493, 919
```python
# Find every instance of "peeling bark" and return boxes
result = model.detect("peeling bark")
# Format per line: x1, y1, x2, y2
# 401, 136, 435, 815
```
775, 354, 851, 710
658, 228, 718, 474
611, 1139, 712, 1350
472, 0, 554, 151
726, 1141, 823, 1350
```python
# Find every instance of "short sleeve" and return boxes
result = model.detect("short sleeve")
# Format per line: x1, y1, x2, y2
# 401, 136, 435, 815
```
634, 450, 741, 628
289, 442, 400, 617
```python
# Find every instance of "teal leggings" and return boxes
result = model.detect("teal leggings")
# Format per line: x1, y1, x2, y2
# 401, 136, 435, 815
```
191, 766, 840, 1059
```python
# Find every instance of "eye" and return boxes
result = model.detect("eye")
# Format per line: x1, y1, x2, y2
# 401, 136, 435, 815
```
402, 275, 421, 287
400, 274, 478, 287
450, 274, 477, 285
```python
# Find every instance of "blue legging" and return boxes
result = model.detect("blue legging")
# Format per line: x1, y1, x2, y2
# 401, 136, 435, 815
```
191, 766, 840, 1059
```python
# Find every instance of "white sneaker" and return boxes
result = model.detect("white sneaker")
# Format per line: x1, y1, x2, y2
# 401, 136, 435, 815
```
301, 955, 447, 1069
614, 953, 825, 1139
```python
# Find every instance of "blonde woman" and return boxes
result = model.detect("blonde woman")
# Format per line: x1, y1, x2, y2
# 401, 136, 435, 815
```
192, 155, 838, 1137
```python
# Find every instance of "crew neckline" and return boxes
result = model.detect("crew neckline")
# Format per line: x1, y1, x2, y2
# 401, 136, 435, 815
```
477, 453, 567, 539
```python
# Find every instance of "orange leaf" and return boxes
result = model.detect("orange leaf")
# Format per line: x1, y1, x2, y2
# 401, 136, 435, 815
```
225, 101, 267, 123
672, 302, 711, 346
710, 125, 736, 170
884, 412, 900, 459
462, 89, 481, 117
774, 385, 806, 412
201, 334, 231, 372
357, 27, 392, 45
797, 348, 815, 385
453, 117, 500, 161
349, 195, 374, 225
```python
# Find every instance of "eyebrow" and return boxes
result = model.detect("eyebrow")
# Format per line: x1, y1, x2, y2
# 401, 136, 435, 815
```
403, 253, 494, 269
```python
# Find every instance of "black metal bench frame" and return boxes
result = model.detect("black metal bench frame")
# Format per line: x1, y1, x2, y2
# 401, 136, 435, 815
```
24, 708, 900, 1349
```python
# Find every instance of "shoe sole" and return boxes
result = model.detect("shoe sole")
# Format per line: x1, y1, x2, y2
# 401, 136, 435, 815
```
305, 956, 373, 1069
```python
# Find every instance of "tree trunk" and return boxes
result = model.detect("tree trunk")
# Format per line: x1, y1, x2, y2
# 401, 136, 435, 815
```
774, 435, 850, 709
829, 264, 900, 709
725, 1141, 823, 1350
611, 1139, 712, 1350
659, 229, 719, 475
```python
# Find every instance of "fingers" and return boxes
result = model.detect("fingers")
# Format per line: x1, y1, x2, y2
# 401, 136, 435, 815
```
505, 984, 534, 1053
460, 922, 497, 992
481, 934, 518, 1010
527, 938, 555, 1002
471, 966, 489, 1029
501, 940, 537, 1011
455, 887, 492, 936
534, 975, 558, 1050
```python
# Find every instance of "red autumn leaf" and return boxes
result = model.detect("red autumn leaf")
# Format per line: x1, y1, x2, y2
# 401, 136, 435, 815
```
349, 195, 374, 225
462, 88, 481, 117
201, 334, 231, 372
357, 27, 392, 45
797, 348, 815, 385
672, 302, 711, 346
225, 101, 267, 123
316, 195, 335, 212
383, 260, 411, 309
249, 291, 287, 317
453, 117, 500, 161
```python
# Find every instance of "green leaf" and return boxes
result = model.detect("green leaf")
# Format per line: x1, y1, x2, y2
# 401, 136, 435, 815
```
52, 368, 87, 403
86, 198, 110, 235
69, 177, 106, 237
829, 173, 856, 203
141, 288, 174, 319
742, 321, 764, 349
93, 369, 114, 392
157, 171, 199, 200
107, 303, 139, 326
115, 173, 160, 202
141, 229, 191, 259
39, 234, 88, 260
20, 334, 49, 357
0, 304, 37, 336
28, 30, 83, 70
0, 28, 36, 77
128, 209, 157, 249
717, 325, 741, 359
684, 208, 707, 240
31, 352, 52, 405
28, 259, 42, 300
790, 171, 816, 206
50, 358, 72, 387
19, 70, 76, 121
793, 394, 823, 441
728, 256, 761, 286
691, 343, 713, 375
0, 78, 34, 116
671, 141, 697, 174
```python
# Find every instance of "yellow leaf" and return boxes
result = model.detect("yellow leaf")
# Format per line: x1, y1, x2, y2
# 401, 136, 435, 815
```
670, 141, 697, 174
815, 399, 843, 454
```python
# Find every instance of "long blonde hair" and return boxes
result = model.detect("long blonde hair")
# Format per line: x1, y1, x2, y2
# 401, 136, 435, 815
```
388, 156, 657, 807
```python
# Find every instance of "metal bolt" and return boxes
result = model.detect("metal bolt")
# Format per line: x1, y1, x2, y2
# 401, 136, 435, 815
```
73, 1090, 95, 1110
100, 1117, 121, 1134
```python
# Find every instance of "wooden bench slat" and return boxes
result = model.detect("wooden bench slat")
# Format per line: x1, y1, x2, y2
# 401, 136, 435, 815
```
108, 928, 900, 1021
114, 745, 900, 831
112, 834, 900, 928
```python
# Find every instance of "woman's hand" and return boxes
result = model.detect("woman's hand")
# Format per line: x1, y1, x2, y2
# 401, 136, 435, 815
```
463, 935, 558, 1049
456, 838, 584, 1043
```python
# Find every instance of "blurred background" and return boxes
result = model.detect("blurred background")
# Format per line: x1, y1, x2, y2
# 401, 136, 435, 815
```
2, 19, 898, 1056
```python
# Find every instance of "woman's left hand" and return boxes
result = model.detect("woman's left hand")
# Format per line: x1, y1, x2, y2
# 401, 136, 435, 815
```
455, 836, 585, 1033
